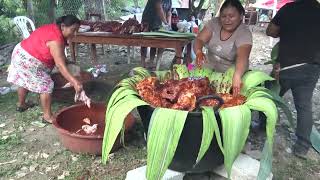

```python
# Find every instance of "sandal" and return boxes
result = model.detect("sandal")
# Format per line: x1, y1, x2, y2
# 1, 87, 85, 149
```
41, 117, 53, 124
16, 101, 37, 112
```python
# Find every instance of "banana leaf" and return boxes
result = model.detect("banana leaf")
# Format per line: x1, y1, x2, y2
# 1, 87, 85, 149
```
219, 105, 252, 177
195, 107, 221, 166
245, 97, 278, 180
241, 70, 274, 95
146, 108, 188, 180
102, 96, 148, 163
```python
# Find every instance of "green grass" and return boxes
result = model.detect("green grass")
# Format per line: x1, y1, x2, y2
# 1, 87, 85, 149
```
273, 158, 319, 179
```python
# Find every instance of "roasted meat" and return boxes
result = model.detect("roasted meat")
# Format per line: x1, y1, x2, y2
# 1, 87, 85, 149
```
136, 77, 247, 111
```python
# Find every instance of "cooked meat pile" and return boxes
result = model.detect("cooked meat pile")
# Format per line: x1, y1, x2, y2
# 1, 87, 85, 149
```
80, 18, 148, 35
136, 77, 246, 111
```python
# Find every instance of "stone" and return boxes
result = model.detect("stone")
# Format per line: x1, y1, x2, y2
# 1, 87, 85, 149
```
213, 154, 273, 180
125, 165, 185, 180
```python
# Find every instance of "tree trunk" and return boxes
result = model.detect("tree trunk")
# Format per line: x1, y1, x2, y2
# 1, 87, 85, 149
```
48, 0, 56, 23
133, 0, 139, 8
26, 0, 35, 23
187, 0, 206, 19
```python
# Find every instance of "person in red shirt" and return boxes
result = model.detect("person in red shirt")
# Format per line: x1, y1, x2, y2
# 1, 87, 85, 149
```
7, 15, 82, 123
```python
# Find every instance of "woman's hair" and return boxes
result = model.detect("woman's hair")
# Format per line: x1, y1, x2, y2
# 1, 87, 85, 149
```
56, 15, 80, 27
219, 0, 245, 15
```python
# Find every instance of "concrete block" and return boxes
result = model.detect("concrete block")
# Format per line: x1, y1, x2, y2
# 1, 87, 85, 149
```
125, 165, 185, 180
213, 153, 273, 180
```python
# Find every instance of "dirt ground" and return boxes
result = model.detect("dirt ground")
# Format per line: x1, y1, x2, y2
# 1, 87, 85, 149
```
0, 28, 320, 180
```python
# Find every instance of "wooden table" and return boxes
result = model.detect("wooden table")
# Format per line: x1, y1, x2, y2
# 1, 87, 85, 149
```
69, 32, 193, 67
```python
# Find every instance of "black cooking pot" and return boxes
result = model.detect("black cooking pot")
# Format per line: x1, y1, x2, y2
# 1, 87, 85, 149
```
137, 95, 225, 173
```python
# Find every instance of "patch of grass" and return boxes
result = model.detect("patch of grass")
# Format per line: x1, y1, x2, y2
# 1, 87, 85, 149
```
0, 92, 17, 118
0, 133, 22, 151
64, 154, 94, 180
274, 158, 319, 179
0, 163, 24, 177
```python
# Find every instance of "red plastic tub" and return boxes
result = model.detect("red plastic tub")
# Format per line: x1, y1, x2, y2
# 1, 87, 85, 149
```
53, 102, 135, 155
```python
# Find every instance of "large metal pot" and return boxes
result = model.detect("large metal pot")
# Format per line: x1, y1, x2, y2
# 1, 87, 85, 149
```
137, 95, 225, 173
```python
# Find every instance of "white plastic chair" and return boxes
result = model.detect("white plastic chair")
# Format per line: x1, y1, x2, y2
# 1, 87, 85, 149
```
13, 16, 35, 39
13, 16, 68, 57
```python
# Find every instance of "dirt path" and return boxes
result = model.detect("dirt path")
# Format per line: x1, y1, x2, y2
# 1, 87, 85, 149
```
0, 30, 319, 180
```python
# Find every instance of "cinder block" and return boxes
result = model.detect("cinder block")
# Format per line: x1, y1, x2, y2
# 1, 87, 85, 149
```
125, 165, 185, 180
213, 153, 273, 180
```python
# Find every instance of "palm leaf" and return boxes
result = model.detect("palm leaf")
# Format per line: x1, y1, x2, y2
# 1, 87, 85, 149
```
189, 67, 213, 78
102, 96, 148, 163
241, 71, 274, 95
172, 64, 189, 79
107, 87, 138, 109
310, 126, 320, 153
219, 105, 252, 177
195, 107, 217, 165
246, 87, 293, 127
245, 97, 278, 180
220, 66, 235, 93
131, 67, 151, 78
146, 108, 188, 180
151, 70, 171, 82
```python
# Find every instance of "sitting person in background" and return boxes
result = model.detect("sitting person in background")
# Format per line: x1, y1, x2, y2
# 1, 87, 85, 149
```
194, 0, 252, 96
7, 15, 83, 123
141, 0, 172, 69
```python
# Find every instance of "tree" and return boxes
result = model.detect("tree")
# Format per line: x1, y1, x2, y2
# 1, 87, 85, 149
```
188, 0, 206, 18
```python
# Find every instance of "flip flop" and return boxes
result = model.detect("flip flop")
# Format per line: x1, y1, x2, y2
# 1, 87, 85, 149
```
41, 117, 53, 124
16, 101, 37, 112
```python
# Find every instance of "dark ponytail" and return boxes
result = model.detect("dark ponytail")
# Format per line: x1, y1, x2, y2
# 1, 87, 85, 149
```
56, 15, 80, 27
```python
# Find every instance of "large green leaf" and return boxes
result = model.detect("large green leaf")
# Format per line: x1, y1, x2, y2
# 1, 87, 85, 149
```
310, 126, 320, 153
245, 97, 278, 179
219, 105, 252, 177
209, 71, 223, 90
102, 96, 148, 163
146, 108, 188, 180
246, 87, 293, 127
151, 70, 171, 82
241, 71, 274, 95
172, 64, 189, 79
220, 66, 235, 93
189, 67, 213, 78
131, 67, 151, 78
195, 107, 218, 165
106, 87, 139, 111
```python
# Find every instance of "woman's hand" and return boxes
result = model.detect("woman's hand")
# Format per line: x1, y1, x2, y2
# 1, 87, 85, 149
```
232, 73, 242, 96
73, 80, 83, 93
196, 50, 206, 68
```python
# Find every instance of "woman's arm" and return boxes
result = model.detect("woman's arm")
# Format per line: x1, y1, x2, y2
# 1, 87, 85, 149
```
155, 0, 168, 24
166, 10, 172, 26
193, 26, 212, 53
232, 44, 252, 95
47, 41, 82, 92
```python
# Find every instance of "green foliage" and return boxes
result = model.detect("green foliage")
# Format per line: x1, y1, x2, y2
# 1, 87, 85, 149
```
105, 0, 127, 20
0, 15, 19, 45
0, 0, 25, 44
